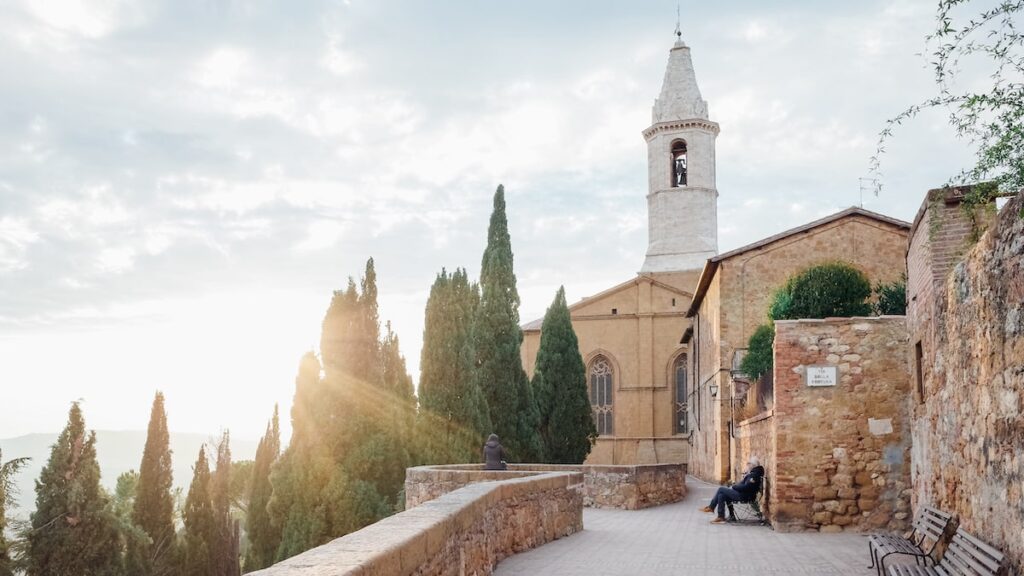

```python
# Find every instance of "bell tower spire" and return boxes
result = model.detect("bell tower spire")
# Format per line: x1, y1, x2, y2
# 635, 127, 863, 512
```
640, 34, 719, 273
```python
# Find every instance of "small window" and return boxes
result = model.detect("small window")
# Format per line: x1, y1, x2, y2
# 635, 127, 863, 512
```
611, 308, 618, 315
914, 341, 924, 402
672, 298, 676, 307
671, 140, 687, 187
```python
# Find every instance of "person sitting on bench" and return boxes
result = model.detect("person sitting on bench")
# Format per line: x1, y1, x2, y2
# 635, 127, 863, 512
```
701, 456, 764, 523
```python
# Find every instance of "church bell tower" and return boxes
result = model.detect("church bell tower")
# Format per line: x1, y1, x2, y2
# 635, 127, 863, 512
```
640, 35, 719, 273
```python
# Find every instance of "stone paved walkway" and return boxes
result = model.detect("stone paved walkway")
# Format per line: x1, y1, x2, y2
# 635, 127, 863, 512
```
496, 476, 881, 576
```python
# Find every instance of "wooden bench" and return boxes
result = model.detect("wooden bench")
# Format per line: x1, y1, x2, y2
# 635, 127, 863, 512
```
868, 506, 954, 576
887, 528, 1006, 576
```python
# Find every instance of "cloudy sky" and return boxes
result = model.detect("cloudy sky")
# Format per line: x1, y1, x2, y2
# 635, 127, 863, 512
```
0, 0, 981, 441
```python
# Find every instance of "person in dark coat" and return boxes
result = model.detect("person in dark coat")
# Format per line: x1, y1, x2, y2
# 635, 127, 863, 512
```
701, 455, 765, 523
483, 433, 508, 470
483, 432, 507, 469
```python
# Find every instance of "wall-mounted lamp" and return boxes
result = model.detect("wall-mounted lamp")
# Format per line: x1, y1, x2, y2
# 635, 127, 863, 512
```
709, 382, 719, 398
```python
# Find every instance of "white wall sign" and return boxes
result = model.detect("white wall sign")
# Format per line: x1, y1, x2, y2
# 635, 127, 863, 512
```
806, 365, 838, 387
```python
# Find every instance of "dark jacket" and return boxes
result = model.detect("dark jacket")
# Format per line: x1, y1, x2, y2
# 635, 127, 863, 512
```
483, 437, 508, 470
732, 465, 765, 500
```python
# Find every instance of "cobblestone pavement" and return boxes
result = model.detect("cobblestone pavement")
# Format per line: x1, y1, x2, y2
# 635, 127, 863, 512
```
495, 476, 881, 576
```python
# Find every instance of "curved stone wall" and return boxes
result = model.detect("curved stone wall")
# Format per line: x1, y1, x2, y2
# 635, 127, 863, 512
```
249, 469, 583, 576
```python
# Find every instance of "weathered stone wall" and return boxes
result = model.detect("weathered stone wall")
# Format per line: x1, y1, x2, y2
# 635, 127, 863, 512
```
772, 317, 912, 533
910, 193, 1024, 573
251, 471, 583, 576
406, 463, 686, 511
732, 410, 774, 508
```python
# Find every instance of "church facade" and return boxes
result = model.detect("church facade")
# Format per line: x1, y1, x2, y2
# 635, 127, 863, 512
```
521, 36, 910, 473
522, 37, 715, 465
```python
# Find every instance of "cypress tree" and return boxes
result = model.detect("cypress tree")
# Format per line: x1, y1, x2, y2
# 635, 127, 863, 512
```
132, 392, 176, 576
532, 287, 596, 464
419, 268, 492, 463
26, 402, 123, 576
381, 321, 415, 404
243, 406, 280, 572
270, 259, 403, 561
0, 449, 29, 576
474, 185, 543, 462
211, 432, 239, 576
183, 447, 215, 576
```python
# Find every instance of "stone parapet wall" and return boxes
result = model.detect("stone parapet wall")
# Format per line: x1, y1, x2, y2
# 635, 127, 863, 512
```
910, 194, 1024, 574
406, 463, 686, 511
772, 317, 912, 533
251, 470, 583, 576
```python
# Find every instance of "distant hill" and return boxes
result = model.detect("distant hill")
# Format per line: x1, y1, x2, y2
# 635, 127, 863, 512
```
0, 430, 258, 520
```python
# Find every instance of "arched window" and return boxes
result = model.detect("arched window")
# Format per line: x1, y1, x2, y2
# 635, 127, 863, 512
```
671, 140, 687, 187
674, 354, 688, 434
589, 356, 614, 436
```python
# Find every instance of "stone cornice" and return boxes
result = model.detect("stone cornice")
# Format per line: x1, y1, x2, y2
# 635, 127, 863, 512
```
643, 119, 720, 140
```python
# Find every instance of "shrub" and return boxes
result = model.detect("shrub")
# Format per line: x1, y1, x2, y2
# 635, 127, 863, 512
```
742, 262, 874, 382
740, 324, 775, 381
874, 277, 907, 315
776, 262, 872, 320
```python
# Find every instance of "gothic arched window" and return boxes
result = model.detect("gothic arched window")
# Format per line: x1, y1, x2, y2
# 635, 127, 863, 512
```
673, 354, 688, 434
671, 140, 687, 187
589, 356, 614, 436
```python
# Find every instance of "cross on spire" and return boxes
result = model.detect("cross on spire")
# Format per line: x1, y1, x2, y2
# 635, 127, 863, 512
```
674, 5, 682, 40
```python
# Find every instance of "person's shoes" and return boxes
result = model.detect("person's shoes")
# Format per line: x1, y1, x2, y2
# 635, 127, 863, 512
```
710, 516, 727, 524
728, 516, 738, 523
700, 506, 714, 513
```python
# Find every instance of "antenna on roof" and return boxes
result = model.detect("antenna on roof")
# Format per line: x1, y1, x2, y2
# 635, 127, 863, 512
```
858, 177, 878, 208
674, 4, 682, 41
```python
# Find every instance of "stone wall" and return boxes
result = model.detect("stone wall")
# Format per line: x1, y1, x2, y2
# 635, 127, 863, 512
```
909, 193, 1024, 573
406, 463, 686, 511
251, 470, 583, 576
772, 317, 912, 533
732, 410, 774, 508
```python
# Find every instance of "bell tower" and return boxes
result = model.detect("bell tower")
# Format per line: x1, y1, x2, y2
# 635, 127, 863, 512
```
640, 35, 719, 273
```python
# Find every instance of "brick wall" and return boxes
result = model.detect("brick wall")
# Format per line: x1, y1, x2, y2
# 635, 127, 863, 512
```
910, 193, 1024, 573
772, 317, 912, 533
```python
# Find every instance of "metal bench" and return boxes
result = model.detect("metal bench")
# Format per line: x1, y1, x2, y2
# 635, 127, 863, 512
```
887, 528, 1006, 576
868, 506, 954, 576
726, 477, 767, 526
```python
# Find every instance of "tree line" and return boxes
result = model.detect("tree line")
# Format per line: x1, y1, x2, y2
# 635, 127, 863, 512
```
0, 185, 595, 575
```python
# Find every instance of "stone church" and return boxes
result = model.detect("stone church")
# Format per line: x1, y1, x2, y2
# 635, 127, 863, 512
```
520, 35, 909, 474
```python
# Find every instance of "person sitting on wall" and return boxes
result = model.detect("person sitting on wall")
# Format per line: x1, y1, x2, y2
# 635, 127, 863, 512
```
483, 433, 508, 470
701, 456, 765, 524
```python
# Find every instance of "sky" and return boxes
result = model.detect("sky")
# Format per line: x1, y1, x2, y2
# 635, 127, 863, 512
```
0, 0, 985, 441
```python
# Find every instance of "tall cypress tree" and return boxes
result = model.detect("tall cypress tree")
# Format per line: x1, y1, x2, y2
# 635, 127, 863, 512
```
532, 287, 596, 464
419, 268, 492, 463
183, 447, 215, 576
210, 432, 239, 576
132, 392, 176, 576
0, 449, 29, 576
474, 185, 543, 462
244, 406, 280, 572
270, 259, 404, 562
26, 403, 123, 576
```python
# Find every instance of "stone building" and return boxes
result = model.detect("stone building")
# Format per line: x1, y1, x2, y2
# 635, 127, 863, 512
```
683, 209, 911, 482
521, 36, 718, 465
